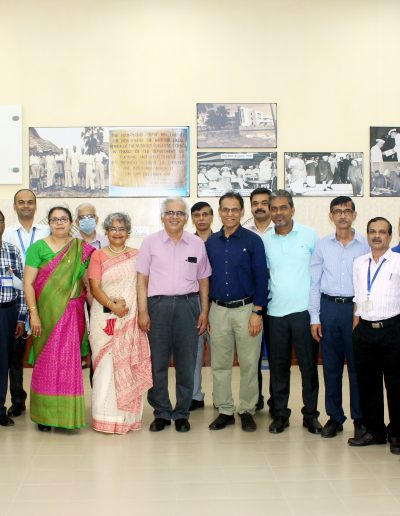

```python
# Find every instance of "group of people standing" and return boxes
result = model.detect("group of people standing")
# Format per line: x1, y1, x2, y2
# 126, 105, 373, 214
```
30, 147, 108, 193
0, 188, 399, 457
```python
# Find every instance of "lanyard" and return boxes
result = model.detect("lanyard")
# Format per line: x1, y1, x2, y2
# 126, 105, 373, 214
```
17, 227, 36, 257
367, 257, 386, 296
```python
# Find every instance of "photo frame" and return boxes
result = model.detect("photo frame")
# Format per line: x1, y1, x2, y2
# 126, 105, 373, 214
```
197, 103, 277, 148
284, 152, 364, 197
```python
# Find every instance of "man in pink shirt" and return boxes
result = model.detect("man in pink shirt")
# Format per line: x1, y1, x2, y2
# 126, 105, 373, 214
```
137, 197, 211, 433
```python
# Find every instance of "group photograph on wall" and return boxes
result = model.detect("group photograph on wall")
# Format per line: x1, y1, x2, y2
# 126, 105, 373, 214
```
370, 126, 400, 197
197, 152, 277, 197
284, 152, 364, 197
197, 103, 277, 148
29, 126, 190, 198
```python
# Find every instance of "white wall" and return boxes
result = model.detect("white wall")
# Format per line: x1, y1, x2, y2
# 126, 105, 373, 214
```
1, 0, 399, 244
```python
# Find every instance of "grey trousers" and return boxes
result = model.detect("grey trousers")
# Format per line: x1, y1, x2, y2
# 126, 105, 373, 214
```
147, 295, 200, 420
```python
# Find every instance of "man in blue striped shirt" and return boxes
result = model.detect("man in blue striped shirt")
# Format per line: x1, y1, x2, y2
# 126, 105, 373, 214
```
0, 210, 27, 427
309, 196, 369, 438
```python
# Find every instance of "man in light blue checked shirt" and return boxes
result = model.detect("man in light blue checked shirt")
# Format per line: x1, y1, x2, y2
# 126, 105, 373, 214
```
309, 196, 369, 439
0, 210, 27, 427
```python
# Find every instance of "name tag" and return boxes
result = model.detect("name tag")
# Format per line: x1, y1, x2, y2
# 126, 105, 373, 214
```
0, 276, 13, 288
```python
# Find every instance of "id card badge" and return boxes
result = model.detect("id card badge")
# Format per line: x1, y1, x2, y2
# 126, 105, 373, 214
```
0, 276, 13, 288
362, 299, 373, 313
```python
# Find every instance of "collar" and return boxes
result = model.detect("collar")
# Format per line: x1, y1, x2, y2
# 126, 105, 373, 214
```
12, 222, 42, 233
217, 224, 244, 239
273, 220, 298, 236
328, 229, 364, 243
368, 248, 393, 263
161, 229, 189, 244
250, 220, 273, 234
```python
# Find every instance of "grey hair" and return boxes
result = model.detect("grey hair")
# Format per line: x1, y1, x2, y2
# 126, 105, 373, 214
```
269, 189, 294, 208
103, 212, 132, 234
75, 202, 96, 218
160, 197, 189, 217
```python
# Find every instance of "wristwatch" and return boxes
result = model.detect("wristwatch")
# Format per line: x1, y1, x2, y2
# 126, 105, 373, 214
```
252, 309, 263, 316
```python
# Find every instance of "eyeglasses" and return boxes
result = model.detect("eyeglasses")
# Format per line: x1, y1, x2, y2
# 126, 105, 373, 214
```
331, 209, 354, 216
49, 217, 70, 224
0, 220, 4, 225
192, 212, 212, 219
164, 211, 187, 218
109, 227, 127, 233
78, 214, 95, 220
220, 207, 241, 214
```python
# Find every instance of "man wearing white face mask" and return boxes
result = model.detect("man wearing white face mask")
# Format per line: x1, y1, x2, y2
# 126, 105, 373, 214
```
75, 203, 109, 250
75, 203, 109, 375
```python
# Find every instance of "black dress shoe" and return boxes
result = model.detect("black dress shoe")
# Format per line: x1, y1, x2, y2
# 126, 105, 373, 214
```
321, 418, 343, 438
7, 403, 26, 417
209, 413, 235, 430
269, 416, 289, 434
240, 412, 256, 432
353, 420, 367, 440
189, 399, 204, 411
175, 418, 190, 432
303, 417, 322, 434
0, 414, 15, 427
348, 432, 386, 447
149, 418, 171, 432
389, 437, 400, 455
37, 424, 51, 432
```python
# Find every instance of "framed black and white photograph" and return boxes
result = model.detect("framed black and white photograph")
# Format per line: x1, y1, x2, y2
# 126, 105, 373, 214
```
197, 152, 277, 197
284, 152, 364, 197
197, 103, 277, 148
370, 127, 400, 196
29, 126, 190, 198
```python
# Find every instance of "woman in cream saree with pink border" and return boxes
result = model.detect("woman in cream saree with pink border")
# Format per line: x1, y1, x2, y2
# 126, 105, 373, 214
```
88, 249, 152, 434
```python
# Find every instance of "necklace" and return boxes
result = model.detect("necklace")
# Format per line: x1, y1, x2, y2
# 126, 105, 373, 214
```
108, 245, 127, 254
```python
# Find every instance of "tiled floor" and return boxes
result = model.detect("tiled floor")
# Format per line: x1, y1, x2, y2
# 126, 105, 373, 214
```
1, 367, 399, 516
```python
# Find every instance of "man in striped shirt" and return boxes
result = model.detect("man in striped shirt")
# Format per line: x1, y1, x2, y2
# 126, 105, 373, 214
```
0, 210, 27, 427
309, 196, 369, 439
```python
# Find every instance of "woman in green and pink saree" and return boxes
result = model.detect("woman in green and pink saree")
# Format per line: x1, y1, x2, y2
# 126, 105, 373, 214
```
24, 207, 94, 431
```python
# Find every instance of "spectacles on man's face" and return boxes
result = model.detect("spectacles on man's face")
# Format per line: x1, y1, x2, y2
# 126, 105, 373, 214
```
109, 227, 127, 234
220, 207, 241, 215
331, 209, 354, 216
49, 217, 70, 224
192, 211, 212, 220
78, 214, 95, 220
0, 219, 5, 225
164, 211, 186, 218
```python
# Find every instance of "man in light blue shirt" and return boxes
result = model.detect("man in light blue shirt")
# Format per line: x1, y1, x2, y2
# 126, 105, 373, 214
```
262, 190, 321, 434
309, 196, 369, 439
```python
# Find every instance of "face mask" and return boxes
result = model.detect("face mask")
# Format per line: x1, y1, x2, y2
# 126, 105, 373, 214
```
79, 218, 97, 235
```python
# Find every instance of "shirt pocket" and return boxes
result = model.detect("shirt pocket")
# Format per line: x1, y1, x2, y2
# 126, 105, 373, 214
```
185, 260, 198, 281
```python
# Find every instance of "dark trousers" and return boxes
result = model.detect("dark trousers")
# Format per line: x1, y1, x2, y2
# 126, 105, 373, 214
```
0, 304, 18, 416
147, 295, 200, 420
258, 312, 275, 413
269, 310, 319, 420
9, 334, 27, 405
320, 297, 361, 424
353, 318, 400, 440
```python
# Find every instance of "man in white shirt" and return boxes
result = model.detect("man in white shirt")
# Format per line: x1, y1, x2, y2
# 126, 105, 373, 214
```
3, 189, 49, 418
349, 217, 400, 455
75, 202, 108, 250
247, 188, 274, 414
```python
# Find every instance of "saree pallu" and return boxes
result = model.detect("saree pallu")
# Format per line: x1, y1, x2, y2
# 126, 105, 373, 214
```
30, 239, 94, 429
89, 250, 152, 434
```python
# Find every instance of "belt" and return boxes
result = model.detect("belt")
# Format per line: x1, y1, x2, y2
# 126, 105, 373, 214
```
211, 296, 253, 309
322, 293, 353, 304
0, 300, 17, 309
360, 314, 400, 329
149, 292, 199, 300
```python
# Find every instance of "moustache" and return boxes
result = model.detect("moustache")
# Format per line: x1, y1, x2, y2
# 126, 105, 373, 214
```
255, 209, 266, 214
372, 238, 382, 243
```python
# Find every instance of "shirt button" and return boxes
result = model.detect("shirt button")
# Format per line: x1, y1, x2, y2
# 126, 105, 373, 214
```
226, 282, 228, 285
